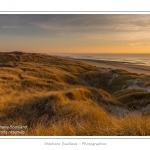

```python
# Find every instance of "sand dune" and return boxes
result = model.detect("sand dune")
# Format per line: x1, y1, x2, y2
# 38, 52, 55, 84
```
0, 52, 150, 136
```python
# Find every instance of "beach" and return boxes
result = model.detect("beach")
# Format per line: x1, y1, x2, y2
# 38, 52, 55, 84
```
71, 58, 150, 76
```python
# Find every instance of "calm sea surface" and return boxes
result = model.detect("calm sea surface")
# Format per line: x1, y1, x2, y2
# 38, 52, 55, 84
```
49, 53, 150, 66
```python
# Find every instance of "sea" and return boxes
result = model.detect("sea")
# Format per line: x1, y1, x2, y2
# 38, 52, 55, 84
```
49, 53, 150, 66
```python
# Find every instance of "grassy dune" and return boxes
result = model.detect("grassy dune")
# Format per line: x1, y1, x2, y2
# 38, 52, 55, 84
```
0, 52, 150, 135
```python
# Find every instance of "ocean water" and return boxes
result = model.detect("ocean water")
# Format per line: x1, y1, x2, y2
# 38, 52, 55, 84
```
49, 53, 150, 66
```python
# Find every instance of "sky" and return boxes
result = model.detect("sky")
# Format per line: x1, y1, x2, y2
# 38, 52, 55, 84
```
0, 14, 150, 53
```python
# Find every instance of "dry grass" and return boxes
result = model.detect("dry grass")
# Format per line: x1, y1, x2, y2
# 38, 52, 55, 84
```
116, 92, 150, 110
0, 52, 150, 136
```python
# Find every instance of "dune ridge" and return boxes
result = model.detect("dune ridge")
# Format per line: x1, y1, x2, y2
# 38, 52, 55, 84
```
0, 52, 150, 135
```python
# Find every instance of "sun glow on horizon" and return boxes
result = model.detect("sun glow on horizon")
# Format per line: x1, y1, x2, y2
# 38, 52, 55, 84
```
0, 14, 150, 54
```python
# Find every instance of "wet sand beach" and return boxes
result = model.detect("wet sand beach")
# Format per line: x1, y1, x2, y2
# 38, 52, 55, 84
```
72, 58, 150, 76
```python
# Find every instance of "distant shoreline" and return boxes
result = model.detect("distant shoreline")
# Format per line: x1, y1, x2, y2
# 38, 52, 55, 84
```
58, 56, 150, 76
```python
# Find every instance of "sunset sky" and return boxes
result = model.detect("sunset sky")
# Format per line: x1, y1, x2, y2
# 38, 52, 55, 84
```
0, 14, 150, 53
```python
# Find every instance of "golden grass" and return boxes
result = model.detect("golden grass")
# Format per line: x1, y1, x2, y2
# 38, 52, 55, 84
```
0, 52, 150, 136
